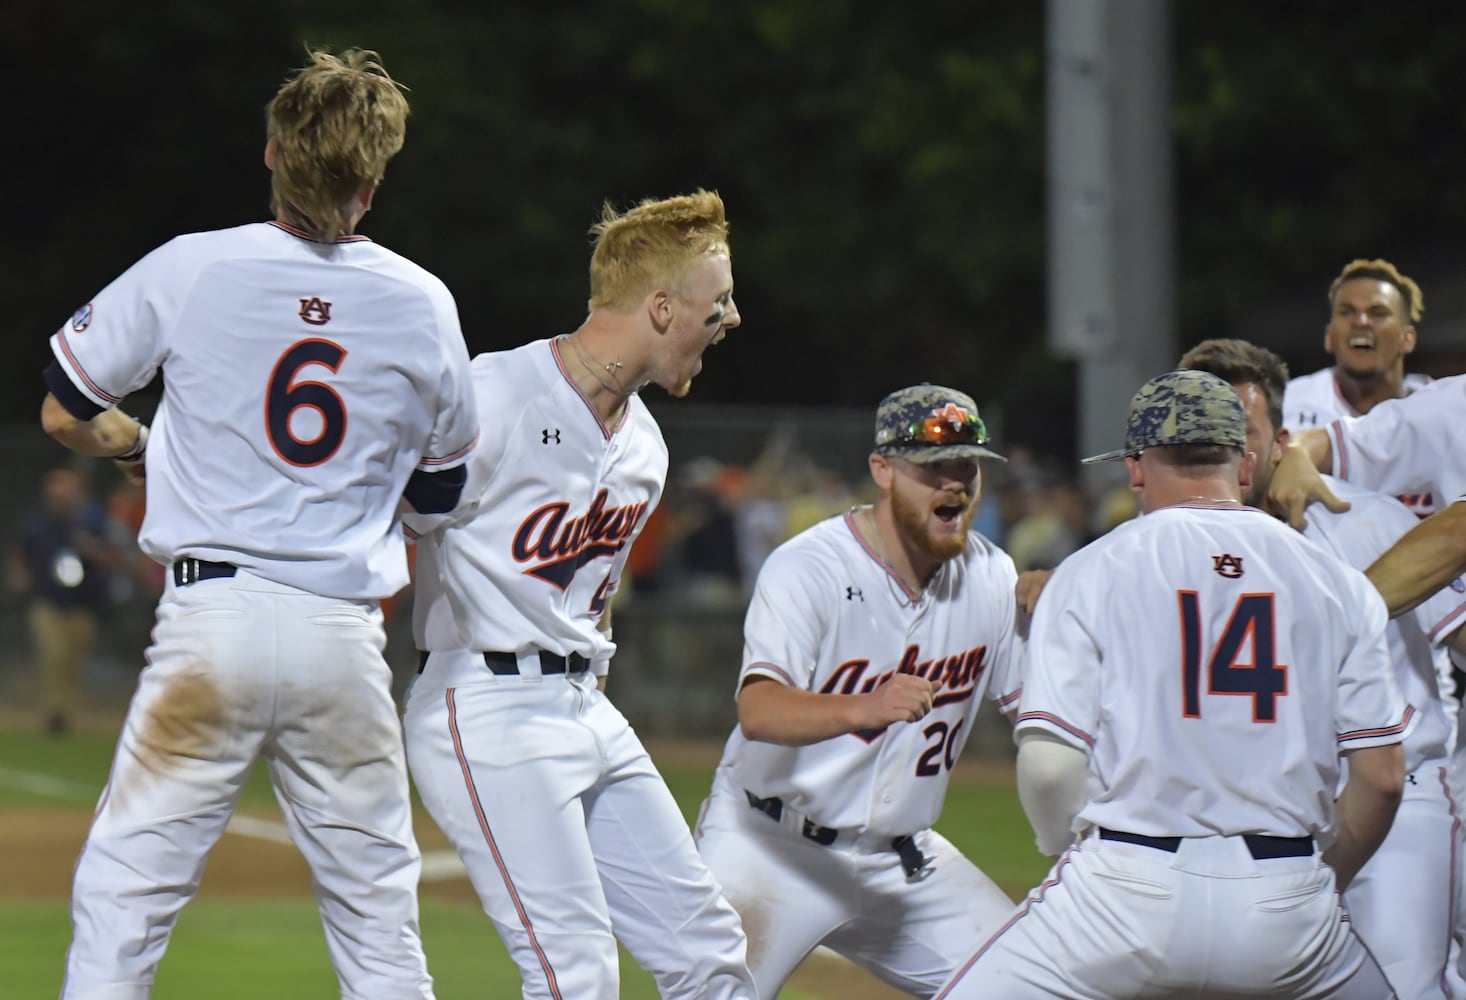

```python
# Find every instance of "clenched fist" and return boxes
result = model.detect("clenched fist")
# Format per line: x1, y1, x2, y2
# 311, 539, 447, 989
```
856, 673, 937, 729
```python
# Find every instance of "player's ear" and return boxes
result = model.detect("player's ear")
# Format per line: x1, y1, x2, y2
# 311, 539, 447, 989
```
869, 452, 893, 490
1238, 449, 1256, 496
1402, 324, 1418, 355
649, 289, 673, 332
264, 136, 276, 171
1124, 455, 1143, 493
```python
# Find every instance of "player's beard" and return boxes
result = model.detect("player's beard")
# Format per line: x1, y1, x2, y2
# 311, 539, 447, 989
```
892, 486, 975, 562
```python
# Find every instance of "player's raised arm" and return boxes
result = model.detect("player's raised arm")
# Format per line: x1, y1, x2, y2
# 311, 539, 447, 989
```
1366, 502, 1466, 618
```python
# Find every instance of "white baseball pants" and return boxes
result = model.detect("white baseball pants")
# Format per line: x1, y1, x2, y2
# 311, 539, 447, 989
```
406, 650, 754, 1000
63, 570, 432, 1000
694, 764, 1014, 998
936, 829, 1393, 999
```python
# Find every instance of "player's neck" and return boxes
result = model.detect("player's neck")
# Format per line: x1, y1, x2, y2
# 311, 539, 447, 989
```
1333, 364, 1405, 415
863, 506, 935, 595
1144, 477, 1244, 514
561, 329, 637, 424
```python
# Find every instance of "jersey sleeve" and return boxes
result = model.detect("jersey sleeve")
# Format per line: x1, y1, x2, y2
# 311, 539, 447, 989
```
1335, 568, 1418, 751
983, 547, 1026, 714
417, 288, 480, 473
1421, 575, 1466, 648
739, 545, 831, 691
47, 241, 179, 416
1329, 380, 1466, 504
1014, 559, 1099, 752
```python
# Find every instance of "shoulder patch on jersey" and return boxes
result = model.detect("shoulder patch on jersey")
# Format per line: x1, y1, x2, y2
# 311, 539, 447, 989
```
70, 302, 93, 332
1452, 578, 1466, 594
298, 296, 332, 326
1212, 553, 1244, 579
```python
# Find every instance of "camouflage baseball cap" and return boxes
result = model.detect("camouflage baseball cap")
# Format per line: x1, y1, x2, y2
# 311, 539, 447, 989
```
1081, 369, 1246, 464
873, 384, 1006, 464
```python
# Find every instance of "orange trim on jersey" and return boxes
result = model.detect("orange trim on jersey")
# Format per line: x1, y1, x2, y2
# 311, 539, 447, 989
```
745, 662, 798, 687
55, 331, 122, 404
1016, 711, 1095, 748
420, 430, 480, 467
266, 220, 372, 243
549, 337, 629, 441
1337, 704, 1416, 744
995, 687, 1022, 711
1428, 599, 1466, 643
445, 688, 563, 999
842, 510, 921, 604
934, 845, 1079, 998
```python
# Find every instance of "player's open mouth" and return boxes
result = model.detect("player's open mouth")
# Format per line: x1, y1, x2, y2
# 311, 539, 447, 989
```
934, 502, 965, 523
1347, 336, 1374, 350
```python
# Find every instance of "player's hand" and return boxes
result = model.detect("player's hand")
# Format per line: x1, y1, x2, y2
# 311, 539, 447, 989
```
1263, 445, 1349, 530
856, 673, 936, 729
114, 458, 146, 487
1015, 569, 1054, 616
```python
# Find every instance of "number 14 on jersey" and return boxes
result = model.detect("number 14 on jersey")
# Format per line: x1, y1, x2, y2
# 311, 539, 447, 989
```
1177, 591, 1287, 723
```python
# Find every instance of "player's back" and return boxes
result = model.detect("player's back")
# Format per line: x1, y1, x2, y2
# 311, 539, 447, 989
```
106, 223, 473, 598
1047, 504, 1404, 840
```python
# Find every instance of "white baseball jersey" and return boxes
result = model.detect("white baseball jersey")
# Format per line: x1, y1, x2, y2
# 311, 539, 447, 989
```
1328, 372, 1466, 511
1017, 503, 1413, 841
718, 510, 1025, 837
406, 337, 665, 666
1303, 476, 1460, 773
48, 221, 479, 600
1286, 367, 1436, 517
1283, 366, 1433, 430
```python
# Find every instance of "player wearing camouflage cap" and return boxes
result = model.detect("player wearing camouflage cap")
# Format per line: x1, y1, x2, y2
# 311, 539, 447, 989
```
695, 383, 1029, 998
938, 369, 1411, 998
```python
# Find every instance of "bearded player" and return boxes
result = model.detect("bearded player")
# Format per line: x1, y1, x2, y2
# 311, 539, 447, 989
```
694, 384, 1025, 998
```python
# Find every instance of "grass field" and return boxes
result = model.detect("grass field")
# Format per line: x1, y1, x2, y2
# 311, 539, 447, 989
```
0, 726, 1048, 999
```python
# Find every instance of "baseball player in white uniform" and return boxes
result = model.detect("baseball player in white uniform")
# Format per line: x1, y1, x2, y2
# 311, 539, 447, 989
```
402, 191, 755, 1000
694, 384, 1024, 998
1272, 371, 1466, 994
1184, 338, 1466, 998
40, 50, 479, 1000
939, 369, 1412, 999
1283, 258, 1434, 518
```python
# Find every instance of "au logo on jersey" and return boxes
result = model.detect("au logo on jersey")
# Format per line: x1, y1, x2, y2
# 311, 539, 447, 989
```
298, 297, 332, 326
1212, 553, 1244, 579
70, 302, 94, 332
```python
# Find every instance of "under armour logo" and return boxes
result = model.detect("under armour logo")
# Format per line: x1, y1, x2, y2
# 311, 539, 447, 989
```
1297, 411, 1317, 426
298, 296, 332, 326
1407, 772, 1418, 786
846, 586, 863, 602
1212, 553, 1244, 579
542, 428, 561, 445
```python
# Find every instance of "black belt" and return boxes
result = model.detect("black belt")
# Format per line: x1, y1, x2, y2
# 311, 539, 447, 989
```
1099, 827, 1314, 860
745, 791, 934, 880
417, 649, 591, 676
173, 559, 237, 587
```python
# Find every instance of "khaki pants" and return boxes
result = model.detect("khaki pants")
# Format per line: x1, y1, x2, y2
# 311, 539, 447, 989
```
31, 602, 98, 721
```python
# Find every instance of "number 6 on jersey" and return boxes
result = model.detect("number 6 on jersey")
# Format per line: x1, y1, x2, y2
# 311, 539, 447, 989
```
267, 338, 348, 467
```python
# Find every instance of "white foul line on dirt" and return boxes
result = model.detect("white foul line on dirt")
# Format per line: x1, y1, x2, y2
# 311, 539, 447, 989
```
0, 765, 467, 881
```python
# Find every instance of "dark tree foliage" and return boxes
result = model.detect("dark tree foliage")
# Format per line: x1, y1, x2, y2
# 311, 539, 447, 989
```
9, 0, 1466, 451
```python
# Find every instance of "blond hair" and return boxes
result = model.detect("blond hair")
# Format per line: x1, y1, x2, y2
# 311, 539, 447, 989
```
588, 190, 730, 311
1328, 258, 1424, 323
266, 48, 409, 243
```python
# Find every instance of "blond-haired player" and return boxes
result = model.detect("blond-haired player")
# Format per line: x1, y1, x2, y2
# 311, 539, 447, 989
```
42, 49, 479, 999
694, 384, 1024, 998
939, 370, 1411, 999
403, 191, 755, 999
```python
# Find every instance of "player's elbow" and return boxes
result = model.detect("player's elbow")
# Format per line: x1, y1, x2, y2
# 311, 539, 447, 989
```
1345, 743, 1406, 809
735, 679, 793, 745
40, 393, 80, 441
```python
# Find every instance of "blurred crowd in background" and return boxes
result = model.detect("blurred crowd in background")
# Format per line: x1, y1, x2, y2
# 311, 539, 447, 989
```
0, 422, 1139, 740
